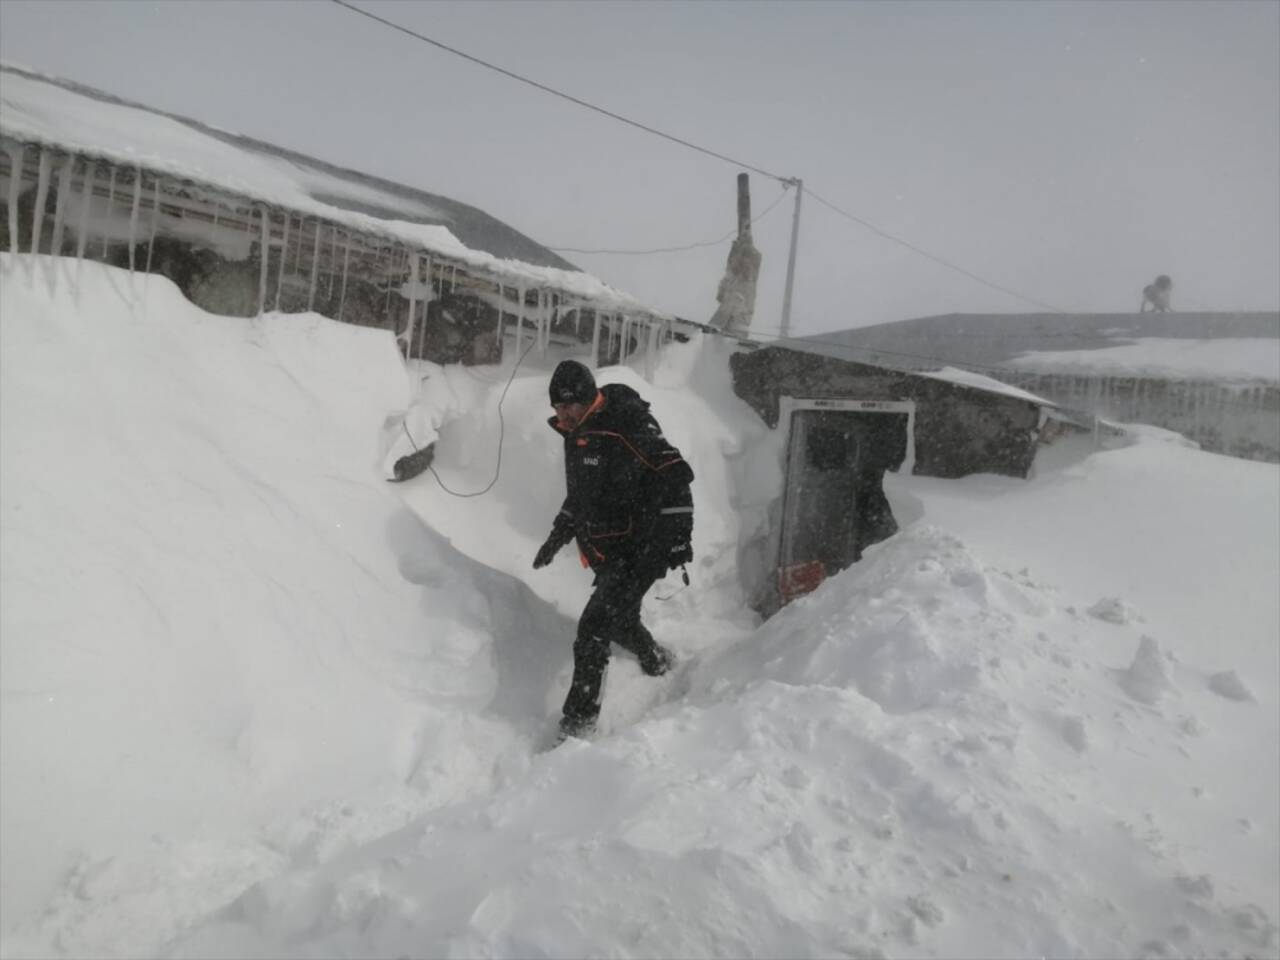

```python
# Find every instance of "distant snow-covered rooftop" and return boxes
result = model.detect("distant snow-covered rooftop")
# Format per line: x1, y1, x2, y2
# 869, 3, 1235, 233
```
1009, 338, 1280, 382
805, 311, 1280, 385
917, 365, 1057, 405
0, 63, 660, 315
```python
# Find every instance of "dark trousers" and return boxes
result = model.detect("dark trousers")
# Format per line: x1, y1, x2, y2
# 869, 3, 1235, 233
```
562, 561, 665, 725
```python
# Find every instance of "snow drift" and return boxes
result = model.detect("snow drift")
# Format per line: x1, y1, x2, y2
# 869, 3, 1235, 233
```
1, 257, 1277, 958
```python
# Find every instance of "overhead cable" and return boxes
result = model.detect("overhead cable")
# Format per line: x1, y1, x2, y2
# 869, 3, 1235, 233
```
328, 0, 792, 184
805, 188, 1069, 314
328, 0, 1072, 316
548, 183, 792, 256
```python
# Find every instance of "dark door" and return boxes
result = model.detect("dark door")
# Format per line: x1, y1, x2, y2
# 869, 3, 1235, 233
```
777, 409, 908, 603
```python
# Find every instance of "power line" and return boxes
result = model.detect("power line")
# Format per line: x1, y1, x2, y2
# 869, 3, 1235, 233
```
548, 183, 792, 256
328, 0, 792, 184
804, 187, 1070, 315
328, 0, 1076, 318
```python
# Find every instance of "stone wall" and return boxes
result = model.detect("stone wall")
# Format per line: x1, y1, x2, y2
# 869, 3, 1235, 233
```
730, 346, 1042, 479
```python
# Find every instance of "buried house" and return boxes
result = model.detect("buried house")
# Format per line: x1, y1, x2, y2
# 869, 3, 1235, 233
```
802, 311, 1280, 463
730, 343, 1072, 614
1, 64, 1074, 617
0, 63, 678, 371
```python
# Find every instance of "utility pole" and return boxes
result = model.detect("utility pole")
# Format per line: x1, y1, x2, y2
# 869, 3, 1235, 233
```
710, 172, 761, 337
779, 177, 803, 341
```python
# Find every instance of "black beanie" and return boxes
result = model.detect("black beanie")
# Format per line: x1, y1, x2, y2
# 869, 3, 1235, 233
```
549, 359, 597, 405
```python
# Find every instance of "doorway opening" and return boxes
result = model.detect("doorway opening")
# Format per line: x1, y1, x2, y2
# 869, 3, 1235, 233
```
777, 398, 915, 605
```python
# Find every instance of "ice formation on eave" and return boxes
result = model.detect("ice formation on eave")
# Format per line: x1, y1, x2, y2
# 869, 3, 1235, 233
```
0, 64, 660, 316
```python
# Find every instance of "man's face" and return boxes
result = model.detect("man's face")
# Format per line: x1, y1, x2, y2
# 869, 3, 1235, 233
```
553, 401, 590, 430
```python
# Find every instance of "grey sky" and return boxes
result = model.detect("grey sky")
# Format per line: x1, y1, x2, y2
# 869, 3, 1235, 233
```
1, 0, 1276, 336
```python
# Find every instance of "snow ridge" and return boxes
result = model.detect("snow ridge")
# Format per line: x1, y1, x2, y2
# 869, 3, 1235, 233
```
1, 258, 1276, 959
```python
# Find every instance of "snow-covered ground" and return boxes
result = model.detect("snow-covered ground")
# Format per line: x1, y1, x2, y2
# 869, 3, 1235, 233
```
1, 257, 1277, 959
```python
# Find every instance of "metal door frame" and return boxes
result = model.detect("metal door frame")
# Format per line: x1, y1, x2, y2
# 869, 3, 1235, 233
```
776, 397, 917, 596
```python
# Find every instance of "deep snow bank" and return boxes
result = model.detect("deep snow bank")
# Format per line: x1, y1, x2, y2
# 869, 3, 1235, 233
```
0, 258, 570, 950
2, 256, 1277, 959
168, 520, 1278, 959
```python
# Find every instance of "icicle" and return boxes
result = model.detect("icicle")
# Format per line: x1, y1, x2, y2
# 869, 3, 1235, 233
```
144, 177, 160, 275
324, 223, 335, 299
337, 230, 352, 322
510, 284, 522, 357
5, 144, 23, 253
541, 291, 550, 353
405, 253, 418, 355
307, 220, 321, 311
546, 293, 555, 351
75, 161, 94, 263
514, 285, 527, 355
590, 310, 602, 367
382, 245, 395, 325
30, 147, 53, 254
533, 291, 542, 352
274, 211, 290, 312
450, 263, 457, 293
101, 166, 116, 258
257, 205, 270, 318
541, 292, 549, 353
291, 215, 304, 275
49, 156, 72, 257
127, 166, 142, 274
418, 255, 432, 360
533, 290, 542, 352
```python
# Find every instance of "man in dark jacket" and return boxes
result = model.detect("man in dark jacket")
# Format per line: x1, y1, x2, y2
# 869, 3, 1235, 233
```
533, 359, 694, 743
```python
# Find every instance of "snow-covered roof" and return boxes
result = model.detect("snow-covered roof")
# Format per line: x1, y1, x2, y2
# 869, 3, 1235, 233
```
802, 311, 1280, 385
1009, 338, 1280, 382
763, 338, 1060, 409
916, 365, 1057, 406
0, 62, 662, 316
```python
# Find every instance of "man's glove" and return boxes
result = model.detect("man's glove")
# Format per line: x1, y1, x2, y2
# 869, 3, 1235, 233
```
533, 537, 562, 569
534, 511, 575, 570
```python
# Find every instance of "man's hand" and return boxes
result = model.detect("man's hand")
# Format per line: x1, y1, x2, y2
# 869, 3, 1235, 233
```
533, 538, 561, 569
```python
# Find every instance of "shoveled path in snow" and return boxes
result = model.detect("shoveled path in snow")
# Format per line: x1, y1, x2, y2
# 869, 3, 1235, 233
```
2, 260, 1275, 958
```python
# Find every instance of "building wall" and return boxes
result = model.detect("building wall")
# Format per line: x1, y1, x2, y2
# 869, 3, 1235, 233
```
0, 139, 668, 371
730, 346, 1042, 480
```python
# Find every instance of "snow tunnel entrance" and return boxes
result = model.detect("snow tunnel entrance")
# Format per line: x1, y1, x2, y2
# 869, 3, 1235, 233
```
777, 399, 914, 605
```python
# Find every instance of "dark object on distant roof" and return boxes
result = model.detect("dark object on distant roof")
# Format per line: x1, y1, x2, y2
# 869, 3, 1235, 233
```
1141, 275, 1173, 313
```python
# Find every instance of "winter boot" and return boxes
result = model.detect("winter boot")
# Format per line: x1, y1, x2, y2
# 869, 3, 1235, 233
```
639, 643, 674, 678
555, 714, 597, 745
